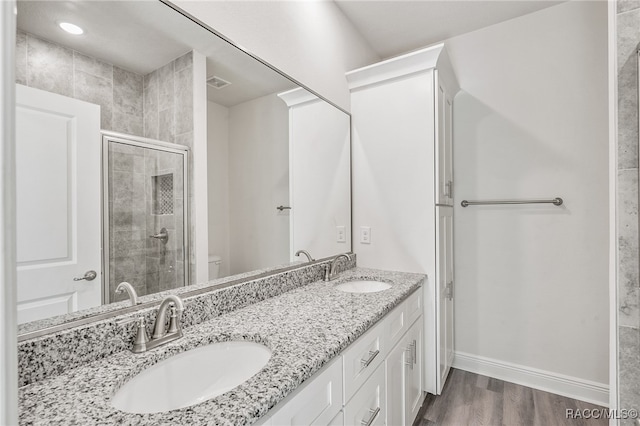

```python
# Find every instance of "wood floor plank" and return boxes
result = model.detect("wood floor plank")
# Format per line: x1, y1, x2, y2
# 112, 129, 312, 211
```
419, 369, 607, 426
468, 387, 503, 426
503, 380, 535, 426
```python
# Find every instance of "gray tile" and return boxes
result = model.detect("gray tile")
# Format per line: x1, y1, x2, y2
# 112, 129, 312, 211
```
617, 9, 640, 169
112, 111, 143, 137
73, 51, 112, 80
15, 31, 27, 85
174, 131, 192, 149
158, 108, 174, 143
144, 111, 159, 140
619, 169, 640, 327
173, 51, 193, 72
143, 70, 159, 139
619, 0, 640, 14
73, 70, 113, 130
111, 171, 134, 201
174, 67, 193, 135
26, 35, 73, 97
143, 68, 157, 91
157, 62, 174, 112
619, 326, 640, 415
113, 67, 143, 117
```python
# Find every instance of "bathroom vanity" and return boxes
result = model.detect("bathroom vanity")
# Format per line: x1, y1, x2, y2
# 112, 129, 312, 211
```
18, 263, 425, 425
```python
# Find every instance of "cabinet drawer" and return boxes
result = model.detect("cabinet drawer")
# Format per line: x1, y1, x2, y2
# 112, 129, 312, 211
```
405, 287, 422, 327
267, 357, 343, 426
343, 321, 385, 401
344, 363, 386, 426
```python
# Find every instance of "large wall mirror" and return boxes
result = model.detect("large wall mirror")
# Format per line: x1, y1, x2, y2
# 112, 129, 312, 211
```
16, 0, 351, 336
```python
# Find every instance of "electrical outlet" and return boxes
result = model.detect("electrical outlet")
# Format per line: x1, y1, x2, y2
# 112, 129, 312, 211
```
336, 226, 346, 243
360, 226, 371, 244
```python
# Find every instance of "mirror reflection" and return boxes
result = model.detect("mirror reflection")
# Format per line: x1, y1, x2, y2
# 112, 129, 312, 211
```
15, 0, 351, 332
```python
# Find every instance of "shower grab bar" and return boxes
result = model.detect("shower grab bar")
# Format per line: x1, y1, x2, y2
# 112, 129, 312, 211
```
460, 197, 563, 207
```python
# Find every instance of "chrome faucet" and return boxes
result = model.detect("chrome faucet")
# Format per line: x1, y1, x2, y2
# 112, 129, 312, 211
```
117, 294, 184, 354
295, 250, 315, 262
115, 281, 140, 306
151, 295, 184, 340
324, 253, 352, 281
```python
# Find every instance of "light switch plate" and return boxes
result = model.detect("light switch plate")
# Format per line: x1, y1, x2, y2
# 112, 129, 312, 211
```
337, 226, 346, 243
360, 226, 371, 244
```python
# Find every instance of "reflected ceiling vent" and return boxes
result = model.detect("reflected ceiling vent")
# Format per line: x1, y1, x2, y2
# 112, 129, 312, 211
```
207, 75, 231, 89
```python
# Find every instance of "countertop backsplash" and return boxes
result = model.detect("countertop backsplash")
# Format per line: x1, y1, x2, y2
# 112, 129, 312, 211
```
18, 255, 356, 387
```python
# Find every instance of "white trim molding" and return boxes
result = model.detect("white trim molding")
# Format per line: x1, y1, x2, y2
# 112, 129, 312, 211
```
1, 0, 18, 423
277, 87, 319, 108
453, 351, 609, 407
346, 44, 445, 91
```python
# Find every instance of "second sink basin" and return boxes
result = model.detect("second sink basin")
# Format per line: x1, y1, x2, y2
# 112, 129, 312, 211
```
111, 341, 271, 414
335, 280, 392, 293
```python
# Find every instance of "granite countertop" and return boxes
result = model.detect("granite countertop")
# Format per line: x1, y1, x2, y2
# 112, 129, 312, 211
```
19, 268, 424, 425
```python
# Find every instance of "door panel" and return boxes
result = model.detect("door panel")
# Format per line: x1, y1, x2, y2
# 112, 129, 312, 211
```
436, 205, 454, 393
16, 84, 101, 324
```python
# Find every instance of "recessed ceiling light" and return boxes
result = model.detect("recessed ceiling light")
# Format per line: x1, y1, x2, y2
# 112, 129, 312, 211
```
58, 22, 84, 35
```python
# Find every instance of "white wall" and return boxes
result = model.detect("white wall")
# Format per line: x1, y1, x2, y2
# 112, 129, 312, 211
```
192, 51, 209, 284
288, 97, 351, 260
228, 94, 290, 274
207, 101, 230, 278
1, 1, 17, 423
448, 0, 609, 387
170, 0, 379, 112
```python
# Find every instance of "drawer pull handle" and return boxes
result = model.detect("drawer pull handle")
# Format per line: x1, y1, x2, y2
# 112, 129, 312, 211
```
361, 407, 380, 426
412, 339, 417, 365
361, 350, 380, 368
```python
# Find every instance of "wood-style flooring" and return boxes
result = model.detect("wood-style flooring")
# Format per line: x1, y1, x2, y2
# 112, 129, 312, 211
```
413, 369, 607, 426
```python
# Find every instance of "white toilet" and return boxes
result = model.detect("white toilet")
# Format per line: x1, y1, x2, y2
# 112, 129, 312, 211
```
208, 255, 222, 280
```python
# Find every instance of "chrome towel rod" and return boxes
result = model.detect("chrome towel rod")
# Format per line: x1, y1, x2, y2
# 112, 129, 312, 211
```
460, 197, 563, 207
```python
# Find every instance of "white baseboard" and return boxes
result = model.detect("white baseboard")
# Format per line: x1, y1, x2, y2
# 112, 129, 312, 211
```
452, 351, 609, 407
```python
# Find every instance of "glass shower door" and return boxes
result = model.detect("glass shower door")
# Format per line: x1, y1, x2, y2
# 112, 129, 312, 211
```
103, 134, 189, 303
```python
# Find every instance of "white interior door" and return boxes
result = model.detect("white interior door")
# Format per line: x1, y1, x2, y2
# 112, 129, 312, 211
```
16, 84, 102, 324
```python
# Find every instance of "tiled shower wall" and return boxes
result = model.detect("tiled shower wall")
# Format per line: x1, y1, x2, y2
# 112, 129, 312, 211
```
108, 143, 185, 301
15, 31, 144, 136
617, 1, 640, 421
15, 31, 195, 301
143, 52, 195, 284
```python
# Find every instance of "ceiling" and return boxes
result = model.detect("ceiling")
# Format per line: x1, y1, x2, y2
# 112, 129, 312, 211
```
17, 1, 295, 106
334, 0, 567, 59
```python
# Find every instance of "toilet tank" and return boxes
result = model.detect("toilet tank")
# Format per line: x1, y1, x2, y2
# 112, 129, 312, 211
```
208, 255, 222, 280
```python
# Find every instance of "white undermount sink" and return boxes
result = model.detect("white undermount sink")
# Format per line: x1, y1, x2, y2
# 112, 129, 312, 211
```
335, 280, 392, 293
111, 341, 271, 414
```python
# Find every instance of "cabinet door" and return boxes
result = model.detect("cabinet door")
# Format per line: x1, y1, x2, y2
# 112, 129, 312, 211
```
444, 95, 453, 204
405, 320, 423, 423
386, 332, 407, 426
386, 319, 424, 426
436, 206, 454, 393
435, 74, 454, 206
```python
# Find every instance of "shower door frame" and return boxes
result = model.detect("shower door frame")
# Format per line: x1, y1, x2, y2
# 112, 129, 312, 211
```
101, 131, 190, 304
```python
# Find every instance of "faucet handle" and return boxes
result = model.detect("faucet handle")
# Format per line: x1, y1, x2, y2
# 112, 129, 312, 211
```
116, 316, 149, 353
167, 306, 182, 335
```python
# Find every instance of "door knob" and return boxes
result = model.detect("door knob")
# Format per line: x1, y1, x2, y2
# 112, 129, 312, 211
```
74, 270, 97, 281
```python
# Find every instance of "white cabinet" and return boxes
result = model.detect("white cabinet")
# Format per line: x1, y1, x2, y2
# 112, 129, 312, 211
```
347, 43, 459, 396
344, 363, 386, 426
259, 289, 424, 426
436, 74, 454, 206
437, 206, 454, 388
386, 319, 423, 426
267, 356, 343, 426
343, 317, 386, 400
